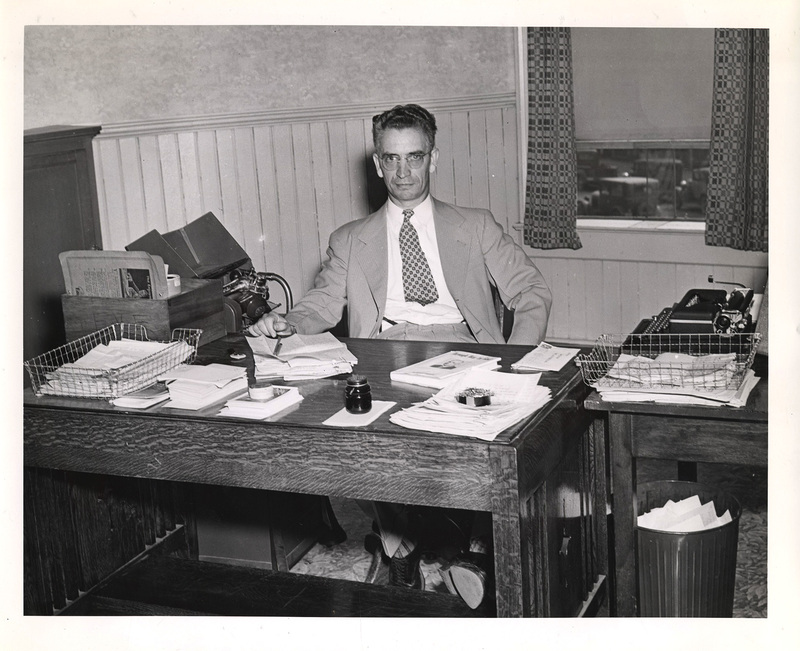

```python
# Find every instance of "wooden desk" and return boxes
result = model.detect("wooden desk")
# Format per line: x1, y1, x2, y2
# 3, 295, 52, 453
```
585, 356, 768, 616
24, 336, 606, 617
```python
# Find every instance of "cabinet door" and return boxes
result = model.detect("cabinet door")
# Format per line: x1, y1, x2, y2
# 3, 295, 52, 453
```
24, 127, 102, 361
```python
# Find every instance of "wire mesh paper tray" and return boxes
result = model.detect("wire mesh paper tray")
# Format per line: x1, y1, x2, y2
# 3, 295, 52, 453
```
24, 323, 202, 400
575, 332, 761, 392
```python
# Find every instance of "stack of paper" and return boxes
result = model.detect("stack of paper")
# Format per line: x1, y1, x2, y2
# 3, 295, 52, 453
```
595, 352, 759, 407
246, 332, 357, 380
111, 382, 170, 409
511, 342, 580, 372
389, 350, 501, 389
638, 495, 732, 532
603, 352, 738, 389
159, 363, 248, 410
219, 385, 303, 420
390, 368, 551, 441
41, 339, 194, 398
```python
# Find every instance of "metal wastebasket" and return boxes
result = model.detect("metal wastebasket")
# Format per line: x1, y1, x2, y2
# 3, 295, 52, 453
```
636, 480, 741, 617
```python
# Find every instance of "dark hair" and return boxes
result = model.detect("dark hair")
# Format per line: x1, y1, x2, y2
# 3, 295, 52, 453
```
372, 104, 437, 151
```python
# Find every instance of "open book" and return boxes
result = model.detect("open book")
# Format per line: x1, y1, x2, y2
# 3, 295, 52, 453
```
389, 350, 501, 389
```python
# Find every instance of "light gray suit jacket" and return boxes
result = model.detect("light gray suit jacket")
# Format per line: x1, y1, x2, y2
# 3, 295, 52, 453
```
285, 198, 552, 345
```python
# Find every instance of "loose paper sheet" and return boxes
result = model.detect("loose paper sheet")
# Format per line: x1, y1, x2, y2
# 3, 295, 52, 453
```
323, 400, 397, 427
511, 342, 580, 372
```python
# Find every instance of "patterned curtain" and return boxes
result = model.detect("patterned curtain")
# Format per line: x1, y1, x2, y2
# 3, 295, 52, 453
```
523, 27, 582, 250
705, 29, 769, 251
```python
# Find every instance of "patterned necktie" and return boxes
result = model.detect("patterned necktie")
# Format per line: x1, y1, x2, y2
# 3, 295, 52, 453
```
399, 209, 439, 305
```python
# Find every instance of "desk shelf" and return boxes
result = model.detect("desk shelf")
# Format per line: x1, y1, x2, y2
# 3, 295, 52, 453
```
66, 536, 491, 617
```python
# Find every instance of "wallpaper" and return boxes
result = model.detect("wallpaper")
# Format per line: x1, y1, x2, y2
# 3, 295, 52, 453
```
24, 25, 516, 128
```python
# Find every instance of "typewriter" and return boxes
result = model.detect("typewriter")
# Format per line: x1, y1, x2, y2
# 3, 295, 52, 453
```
636, 276, 756, 336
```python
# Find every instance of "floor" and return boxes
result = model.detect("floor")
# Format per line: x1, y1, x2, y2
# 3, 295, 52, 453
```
290, 460, 768, 617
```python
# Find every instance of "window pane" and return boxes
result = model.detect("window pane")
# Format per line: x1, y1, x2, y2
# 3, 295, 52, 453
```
572, 28, 714, 142
577, 146, 709, 220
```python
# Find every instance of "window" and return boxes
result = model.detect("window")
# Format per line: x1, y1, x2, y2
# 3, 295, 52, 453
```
576, 145, 710, 220
572, 28, 714, 221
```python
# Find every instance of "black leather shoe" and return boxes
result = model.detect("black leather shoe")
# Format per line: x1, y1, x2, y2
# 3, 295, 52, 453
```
318, 498, 347, 547
364, 536, 389, 585
389, 545, 424, 590
364, 530, 382, 555
317, 522, 347, 547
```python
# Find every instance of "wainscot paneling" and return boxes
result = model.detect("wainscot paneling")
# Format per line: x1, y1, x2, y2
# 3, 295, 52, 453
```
93, 95, 520, 309
524, 224, 769, 345
94, 96, 768, 346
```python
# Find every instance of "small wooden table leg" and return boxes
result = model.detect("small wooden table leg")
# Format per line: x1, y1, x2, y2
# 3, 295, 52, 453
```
489, 448, 524, 617
677, 461, 698, 482
609, 412, 637, 617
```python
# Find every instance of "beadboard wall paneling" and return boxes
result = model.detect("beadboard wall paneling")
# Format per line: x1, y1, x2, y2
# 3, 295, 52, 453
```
529, 226, 768, 344
93, 95, 521, 308
93, 95, 768, 345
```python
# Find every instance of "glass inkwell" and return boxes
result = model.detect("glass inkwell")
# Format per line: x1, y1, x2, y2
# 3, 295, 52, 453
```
345, 374, 372, 414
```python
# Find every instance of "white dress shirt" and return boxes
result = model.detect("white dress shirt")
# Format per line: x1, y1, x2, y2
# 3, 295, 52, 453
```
383, 195, 463, 325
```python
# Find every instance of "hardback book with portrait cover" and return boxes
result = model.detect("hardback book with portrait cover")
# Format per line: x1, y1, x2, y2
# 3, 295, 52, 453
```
389, 350, 501, 389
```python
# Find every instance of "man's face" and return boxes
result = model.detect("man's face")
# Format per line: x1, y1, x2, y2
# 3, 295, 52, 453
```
373, 127, 439, 209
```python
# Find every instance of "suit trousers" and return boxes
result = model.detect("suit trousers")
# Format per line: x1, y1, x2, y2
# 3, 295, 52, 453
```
359, 320, 490, 559
376, 321, 476, 343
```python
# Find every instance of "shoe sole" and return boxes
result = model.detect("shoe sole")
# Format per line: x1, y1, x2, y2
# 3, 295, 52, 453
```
449, 563, 486, 610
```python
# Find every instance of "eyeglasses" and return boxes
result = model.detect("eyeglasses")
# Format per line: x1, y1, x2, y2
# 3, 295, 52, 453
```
379, 151, 431, 170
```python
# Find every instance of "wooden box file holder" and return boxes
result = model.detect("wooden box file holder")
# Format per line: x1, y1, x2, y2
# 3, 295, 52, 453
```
62, 277, 227, 345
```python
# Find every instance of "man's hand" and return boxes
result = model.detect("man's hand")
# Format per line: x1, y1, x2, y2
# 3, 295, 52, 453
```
248, 312, 295, 338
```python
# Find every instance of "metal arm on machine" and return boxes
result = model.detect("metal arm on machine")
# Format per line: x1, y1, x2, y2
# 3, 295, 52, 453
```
222, 269, 294, 330
263, 272, 294, 311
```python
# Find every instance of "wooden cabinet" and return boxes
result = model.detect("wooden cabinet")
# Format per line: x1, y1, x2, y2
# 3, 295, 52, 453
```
24, 126, 103, 362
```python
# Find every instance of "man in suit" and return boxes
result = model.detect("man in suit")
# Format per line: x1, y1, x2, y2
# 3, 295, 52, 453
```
252, 104, 551, 607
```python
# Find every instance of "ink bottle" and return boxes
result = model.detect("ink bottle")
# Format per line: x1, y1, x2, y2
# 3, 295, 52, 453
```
345, 374, 372, 414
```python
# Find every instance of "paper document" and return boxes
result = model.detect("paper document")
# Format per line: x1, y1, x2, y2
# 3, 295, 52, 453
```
323, 401, 397, 427
390, 368, 551, 441
597, 369, 759, 407
63, 339, 188, 372
159, 362, 247, 387
40, 339, 194, 398
246, 332, 357, 380
160, 363, 248, 410
219, 385, 304, 420
390, 350, 501, 389
111, 382, 170, 409
511, 342, 580, 372
601, 352, 738, 390
247, 331, 353, 359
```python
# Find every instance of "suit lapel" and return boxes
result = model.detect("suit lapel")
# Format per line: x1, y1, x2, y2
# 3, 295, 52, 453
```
432, 198, 470, 301
353, 206, 389, 311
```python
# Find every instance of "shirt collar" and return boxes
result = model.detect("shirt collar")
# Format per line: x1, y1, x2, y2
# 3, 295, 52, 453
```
386, 195, 433, 228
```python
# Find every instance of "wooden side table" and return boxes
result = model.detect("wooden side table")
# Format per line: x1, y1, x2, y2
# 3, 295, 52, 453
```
585, 356, 767, 616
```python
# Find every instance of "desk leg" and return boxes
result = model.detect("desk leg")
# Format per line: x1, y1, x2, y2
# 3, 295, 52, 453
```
609, 412, 637, 617
590, 417, 610, 596
677, 461, 698, 482
489, 447, 524, 617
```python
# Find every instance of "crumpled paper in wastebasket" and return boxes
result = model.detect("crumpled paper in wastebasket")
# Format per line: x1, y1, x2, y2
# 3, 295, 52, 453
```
638, 494, 732, 532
